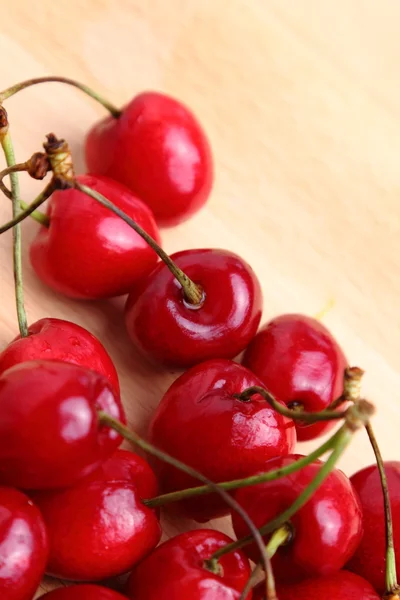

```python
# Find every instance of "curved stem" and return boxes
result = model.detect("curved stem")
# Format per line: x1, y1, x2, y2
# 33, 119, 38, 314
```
0, 162, 27, 199
1, 132, 28, 337
0, 181, 53, 233
97, 412, 271, 579
144, 429, 340, 508
0, 76, 121, 118
77, 182, 204, 305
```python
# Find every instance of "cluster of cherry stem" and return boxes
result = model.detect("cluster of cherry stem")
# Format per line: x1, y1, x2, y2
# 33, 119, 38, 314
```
0, 77, 397, 600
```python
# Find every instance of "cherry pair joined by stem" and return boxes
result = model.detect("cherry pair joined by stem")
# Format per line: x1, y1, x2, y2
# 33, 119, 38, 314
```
0, 486, 48, 600
0, 317, 120, 394
232, 454, 363, 582
243, 313, 348, 440
86, 91, 213, 226
127, 529, 251, 599
0, 360, 124, 489
32, 449, 161, 581
40, 586, 127, 599
149, 359, 296, 521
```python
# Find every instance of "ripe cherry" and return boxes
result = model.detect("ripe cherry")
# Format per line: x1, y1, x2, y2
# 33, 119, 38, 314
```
30, 174, 161, 299
254, 571, 380, 599
346, 461, 400, 594
125, 249, 263, 368
0, 486, 48, 600
127, 529, 251, 599
232, 455, 363, 582
40, 586, 127, 599
149, 359, 296, 521
32, 449, 161, 581
242, 314, 348, 440
85, 91, 213, 226
0, 360, 125, 490
0, 318, 120, 394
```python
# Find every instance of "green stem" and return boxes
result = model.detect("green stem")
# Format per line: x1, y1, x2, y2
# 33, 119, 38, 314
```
0, 181, 53, 233
144, 429, 340, 508
97, 412, 271, 578
0, 76, 121, 118
76, 182, 204, 306
0, 162, 26, 199
236, 386, 346, 423
1, 131, 29, 337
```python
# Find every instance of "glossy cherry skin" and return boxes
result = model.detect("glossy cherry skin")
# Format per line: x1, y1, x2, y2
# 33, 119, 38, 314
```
0, 318, 120, 394
32, 449, 161, 581
346, 461, 400, 594
232, 455, 363, 582
254, 571, 380, 599
242, 314, 348, 440
0, 486, 48, 600
127, 529, 251, 599
30, 174, 161, 299
40, 586, 128, 600
149, 359, 296, 521
125, 249, 263, 368
0, 360, 125, 490
85, 91, 213, 227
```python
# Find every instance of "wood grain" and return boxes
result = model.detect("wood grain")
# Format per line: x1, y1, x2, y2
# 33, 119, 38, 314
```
0, 1, 399, 596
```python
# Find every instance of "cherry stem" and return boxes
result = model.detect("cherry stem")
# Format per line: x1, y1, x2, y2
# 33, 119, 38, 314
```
0, 128, 29, 337
328, 366, 365, 410
0, 162, 26, 199
0, 181, 53, 233
76, 182, 204, 306
143, 430, 338, 508
0, 76, 121, 118
235, 386, 346, 423
97, 412, 271, 578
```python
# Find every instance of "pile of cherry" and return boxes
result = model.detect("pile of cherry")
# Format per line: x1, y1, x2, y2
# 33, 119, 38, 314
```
0, 77, 398, 600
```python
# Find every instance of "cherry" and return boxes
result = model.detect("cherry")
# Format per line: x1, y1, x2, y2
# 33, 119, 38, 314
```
0, 486, 48, 600
85, 91, 213, 227
149, 359, 296, 521
39, 586, 128, 600
254, 571, 380, 599
127, 529, 251, 599
32, 448, 161, 581
0, 317, 120, 394
0, 360, 125, 490
30, 174, 161, 299
232, 454, 363, 582
242, 314, 348, 440
125, 249, 263, 367
346, 461, 400, 594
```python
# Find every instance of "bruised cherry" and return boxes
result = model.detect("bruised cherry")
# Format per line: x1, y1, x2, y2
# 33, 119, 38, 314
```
39, 586, 128, 599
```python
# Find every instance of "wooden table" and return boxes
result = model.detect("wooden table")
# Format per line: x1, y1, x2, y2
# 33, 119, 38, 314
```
0, 1, 399, 596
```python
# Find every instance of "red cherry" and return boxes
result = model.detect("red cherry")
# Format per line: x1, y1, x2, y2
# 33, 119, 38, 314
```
30, 174, 161, 299
40, 585, 127, 599
127, 529, 251, 599
125, 249, 263, 367
85, 91, 213, 226
346, 461, 400, 594
32, 449, 161, 581
242, 314, 348, 440
232, 455, 363, 582
149, 359, 296, 521
0, 360, 125, 490
0, 318, 120, 394
0, 486, 48, 600
254, 571, 380, 599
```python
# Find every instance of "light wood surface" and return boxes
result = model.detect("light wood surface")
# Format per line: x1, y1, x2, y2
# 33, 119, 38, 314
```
1, 1, 399, 597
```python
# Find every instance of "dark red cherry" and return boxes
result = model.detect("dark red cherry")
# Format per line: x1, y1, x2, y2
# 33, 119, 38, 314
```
242, 314, 348, 440
232, 455, 363, 582
0, 318, 119, 394
40, 585, 127, 599
0, 360, 125, 490
125, 249, 263, 368
30, 174, 161, 299
0, 486, 48, 600
149, 359, 296, 521
254, 571, 380, 599
127, 529, 251, 599
346, 461, 400, 594
85, 91, 213, 226
32, 449, 161, 581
